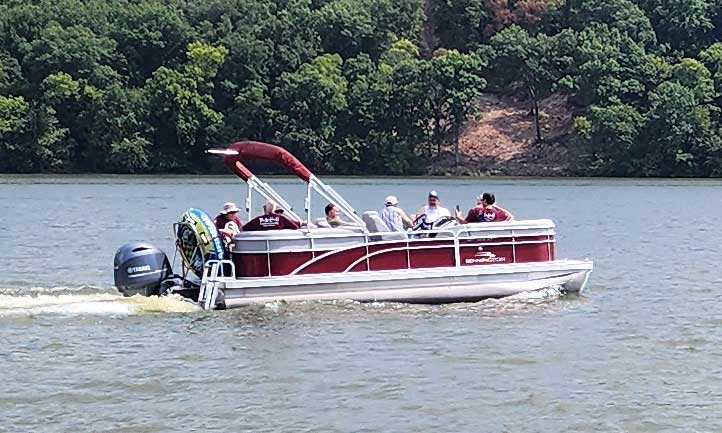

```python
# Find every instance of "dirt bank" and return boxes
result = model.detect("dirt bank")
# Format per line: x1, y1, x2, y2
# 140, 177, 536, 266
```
433, 93, 592, 176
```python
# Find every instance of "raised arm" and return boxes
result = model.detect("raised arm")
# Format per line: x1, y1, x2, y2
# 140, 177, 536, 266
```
400, 208, 414, 228
455, 207, 467, 224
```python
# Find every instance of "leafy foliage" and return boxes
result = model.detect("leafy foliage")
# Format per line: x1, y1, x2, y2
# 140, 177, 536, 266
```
2, 0, 722, 176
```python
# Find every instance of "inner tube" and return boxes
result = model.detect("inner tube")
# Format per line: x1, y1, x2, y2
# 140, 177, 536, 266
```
176, 208, 225, 277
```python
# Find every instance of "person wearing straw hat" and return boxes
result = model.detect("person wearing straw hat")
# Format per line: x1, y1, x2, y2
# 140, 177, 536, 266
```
380, 195, 413, 232
214, 202, 244, 247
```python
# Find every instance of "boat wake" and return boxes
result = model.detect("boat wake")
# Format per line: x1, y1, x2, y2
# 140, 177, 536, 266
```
505, 285, 565, 300
219, 286, 578, 321
0, 286, 200, 317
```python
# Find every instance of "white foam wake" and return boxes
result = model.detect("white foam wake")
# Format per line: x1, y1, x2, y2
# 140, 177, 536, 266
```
0, 292, 200, 317
505, 285, 564, 300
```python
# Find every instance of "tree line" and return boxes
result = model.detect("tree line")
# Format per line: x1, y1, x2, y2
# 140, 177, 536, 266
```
2, 0, 722, 176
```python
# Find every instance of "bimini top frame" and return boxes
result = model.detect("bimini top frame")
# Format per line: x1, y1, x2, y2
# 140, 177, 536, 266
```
208, 141, 367, 230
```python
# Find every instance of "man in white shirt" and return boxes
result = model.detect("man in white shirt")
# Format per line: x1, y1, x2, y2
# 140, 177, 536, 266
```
414, 190, 451, 224
380, 195, 413, 231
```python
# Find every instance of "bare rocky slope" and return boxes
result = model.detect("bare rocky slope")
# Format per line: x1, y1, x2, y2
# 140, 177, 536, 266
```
432, 94, 592, 177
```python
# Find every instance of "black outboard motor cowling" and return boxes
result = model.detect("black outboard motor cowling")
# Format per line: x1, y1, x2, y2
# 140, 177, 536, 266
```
114, 242, 172, 296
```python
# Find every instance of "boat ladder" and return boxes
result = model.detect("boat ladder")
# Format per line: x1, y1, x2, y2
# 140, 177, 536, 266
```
198, 259, 235, 310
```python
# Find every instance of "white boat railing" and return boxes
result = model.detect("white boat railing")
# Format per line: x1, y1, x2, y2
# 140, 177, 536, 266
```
233, 219, 556, 242
228, 221, 556, 276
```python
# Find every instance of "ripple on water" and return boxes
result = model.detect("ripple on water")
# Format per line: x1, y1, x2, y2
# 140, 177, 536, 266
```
5, 177, 722, 432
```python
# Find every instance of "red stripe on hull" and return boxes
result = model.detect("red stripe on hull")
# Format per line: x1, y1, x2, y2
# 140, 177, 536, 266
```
232, 234, 555, 277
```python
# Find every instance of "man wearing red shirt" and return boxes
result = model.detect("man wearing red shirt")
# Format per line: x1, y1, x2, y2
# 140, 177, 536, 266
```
214, 202, 244, 235
243, 201, 302, 231
456, 192, 514, 223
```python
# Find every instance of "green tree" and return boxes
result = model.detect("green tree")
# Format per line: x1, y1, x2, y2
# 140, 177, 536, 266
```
642, 81, 721, 175
698, 42, 722, 104
380, 40, 429, 173
315, 0, 376, 59
575, 102, 644, 175
670, 58, 715, 103
425, 49, 486, 166
0, 95, 31, 171
486, 25, 557, 142
264, 0, 322, 74
637, 0, 714, 54
0, 51, 22, 94
110, 1, 191, 85
24, 22, 122, 88
431, 0, 488, 51
144, 42, 228, 171
273, 53, 349, 171
0, 95, 70, 172
555, 25, 663, 108
568, 0, 656, 47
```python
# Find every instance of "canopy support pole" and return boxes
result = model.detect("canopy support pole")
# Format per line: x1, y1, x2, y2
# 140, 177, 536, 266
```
309, 176, 366, 229
246, 176, 303, 222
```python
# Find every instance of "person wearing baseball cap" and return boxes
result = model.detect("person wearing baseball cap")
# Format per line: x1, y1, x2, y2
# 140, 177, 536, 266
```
380, 195, 413, 231
414, 190, 451, 224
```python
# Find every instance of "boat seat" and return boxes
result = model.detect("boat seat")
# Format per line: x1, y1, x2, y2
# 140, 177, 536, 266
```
312, 217, 332, 228
362, 211, 406, 241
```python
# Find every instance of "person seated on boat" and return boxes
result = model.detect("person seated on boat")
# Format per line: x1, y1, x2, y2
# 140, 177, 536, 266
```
456, 192, 514, 223
214, 202, 243, 243
242, 201, 302, 231
380, 195, 413, 231
414, 191, 451, 226
274, 206, 318, 227
325, 203, 358, 228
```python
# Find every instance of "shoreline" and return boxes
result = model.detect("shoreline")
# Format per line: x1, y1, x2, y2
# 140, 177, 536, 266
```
3, 172, 722, 181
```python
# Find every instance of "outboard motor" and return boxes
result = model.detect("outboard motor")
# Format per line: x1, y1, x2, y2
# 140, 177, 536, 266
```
114, 242, 172, 296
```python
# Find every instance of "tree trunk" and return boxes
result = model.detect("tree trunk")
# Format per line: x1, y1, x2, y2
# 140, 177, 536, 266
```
454, 128, 461, 170
527, 82, 542, 144
435, 115, 441, 156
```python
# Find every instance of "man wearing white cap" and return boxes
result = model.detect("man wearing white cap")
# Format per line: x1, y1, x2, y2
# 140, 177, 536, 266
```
414, 190, 451, 224
380, 195, 413, 232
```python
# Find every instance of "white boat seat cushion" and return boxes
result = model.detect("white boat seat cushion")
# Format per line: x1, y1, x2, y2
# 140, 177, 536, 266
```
362, 211, 406, 241
313, 217, 332, 228
362, 211, 389, 232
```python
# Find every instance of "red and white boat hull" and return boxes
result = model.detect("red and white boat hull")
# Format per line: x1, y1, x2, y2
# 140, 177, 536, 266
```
188, 141, 595, 309
213, 259, 592, 307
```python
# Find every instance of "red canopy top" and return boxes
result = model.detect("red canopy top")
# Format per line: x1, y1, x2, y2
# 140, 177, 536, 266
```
223, 141, 313, 183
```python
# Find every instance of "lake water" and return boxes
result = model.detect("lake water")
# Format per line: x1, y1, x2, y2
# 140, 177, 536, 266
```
2, 175, 722, 432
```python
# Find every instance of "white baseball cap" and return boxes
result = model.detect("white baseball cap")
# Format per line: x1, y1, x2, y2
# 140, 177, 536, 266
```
385, 195, 399, 206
